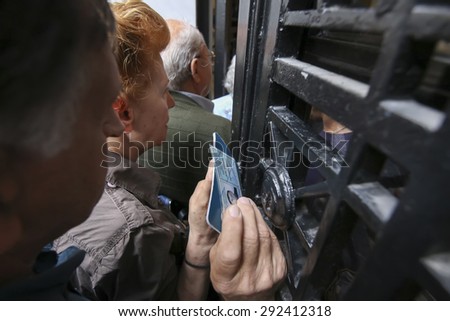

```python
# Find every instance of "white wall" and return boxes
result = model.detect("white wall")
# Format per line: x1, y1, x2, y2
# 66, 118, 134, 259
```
108, 1, 197, 26
143, 0, 196, 26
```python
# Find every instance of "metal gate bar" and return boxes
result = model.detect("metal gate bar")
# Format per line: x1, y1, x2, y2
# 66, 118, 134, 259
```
234, 0, 450, 300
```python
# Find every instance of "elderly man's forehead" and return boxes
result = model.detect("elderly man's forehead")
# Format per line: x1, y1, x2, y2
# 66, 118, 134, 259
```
165, 19, 187, 34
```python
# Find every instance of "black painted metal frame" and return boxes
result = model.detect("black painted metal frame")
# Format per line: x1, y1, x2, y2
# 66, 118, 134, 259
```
197, 0, 239, 98
234, 0, 450, 300
214, 0, 239, 97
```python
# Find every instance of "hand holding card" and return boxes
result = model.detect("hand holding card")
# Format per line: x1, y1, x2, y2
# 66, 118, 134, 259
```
206, 132, 242, 232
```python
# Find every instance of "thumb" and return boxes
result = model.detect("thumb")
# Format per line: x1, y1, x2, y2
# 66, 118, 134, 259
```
206, 160, 214, 182
211, 204, 243, 279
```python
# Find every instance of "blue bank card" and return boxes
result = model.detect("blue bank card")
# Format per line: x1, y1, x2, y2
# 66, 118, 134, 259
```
206, 132, 242, 233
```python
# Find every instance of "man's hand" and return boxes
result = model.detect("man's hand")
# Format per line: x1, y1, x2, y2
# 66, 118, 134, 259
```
178, 164, 217, 300
186, 163, 217, 265
210, 197, 287, 300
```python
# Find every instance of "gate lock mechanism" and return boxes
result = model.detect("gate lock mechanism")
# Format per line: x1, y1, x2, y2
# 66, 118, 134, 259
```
260, 163, 296, 231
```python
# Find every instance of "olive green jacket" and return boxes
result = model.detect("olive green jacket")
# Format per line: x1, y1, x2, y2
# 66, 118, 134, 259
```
139, 90, 231, 207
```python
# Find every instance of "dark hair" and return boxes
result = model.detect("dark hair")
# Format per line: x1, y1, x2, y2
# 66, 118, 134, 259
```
0, 0, 115, 157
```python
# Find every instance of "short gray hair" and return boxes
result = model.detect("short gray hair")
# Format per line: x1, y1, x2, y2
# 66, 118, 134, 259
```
0, 0, 115, 158
161, 20, 205, 91
224, 55, 236, 95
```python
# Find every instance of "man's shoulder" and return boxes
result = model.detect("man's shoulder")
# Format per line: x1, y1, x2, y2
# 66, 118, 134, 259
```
55, 187, 156, 259
170, 104, 230, 128
167, 91, 231, 142
191, 107, 230, 125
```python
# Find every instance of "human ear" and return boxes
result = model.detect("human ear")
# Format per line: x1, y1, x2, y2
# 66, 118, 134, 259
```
190, 58, 201, 83
112, 96, 134, 133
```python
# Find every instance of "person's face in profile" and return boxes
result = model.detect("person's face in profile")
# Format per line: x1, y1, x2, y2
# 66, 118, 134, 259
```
194, 44, 213, 97
128, 54, 175, 151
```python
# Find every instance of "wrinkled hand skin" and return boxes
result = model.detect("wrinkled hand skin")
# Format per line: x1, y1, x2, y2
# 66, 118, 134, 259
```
210, 197, 287, 300
188, 164, 217, 249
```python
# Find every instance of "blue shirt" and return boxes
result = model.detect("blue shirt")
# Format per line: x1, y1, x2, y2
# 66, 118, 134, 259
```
212, 94, 233, 120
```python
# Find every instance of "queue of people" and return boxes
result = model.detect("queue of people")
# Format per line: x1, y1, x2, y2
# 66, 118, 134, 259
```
139, 19, 231, 209
0, 0, 286, 301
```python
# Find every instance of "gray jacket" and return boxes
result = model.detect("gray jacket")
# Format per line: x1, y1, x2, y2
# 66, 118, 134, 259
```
54, 153, 186, 300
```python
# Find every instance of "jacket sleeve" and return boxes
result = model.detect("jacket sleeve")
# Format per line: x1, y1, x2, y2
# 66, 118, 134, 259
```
92, 220, 180, 301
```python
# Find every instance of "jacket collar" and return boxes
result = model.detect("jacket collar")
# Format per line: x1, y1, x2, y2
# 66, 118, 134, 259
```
105, 152, 161, 208
172, 90, 214, 112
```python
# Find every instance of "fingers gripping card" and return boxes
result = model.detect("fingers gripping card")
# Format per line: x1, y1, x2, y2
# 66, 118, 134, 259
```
206, 132, 242, 232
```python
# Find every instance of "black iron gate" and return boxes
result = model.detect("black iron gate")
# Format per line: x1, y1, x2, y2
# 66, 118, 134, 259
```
232, 0, 450, 300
